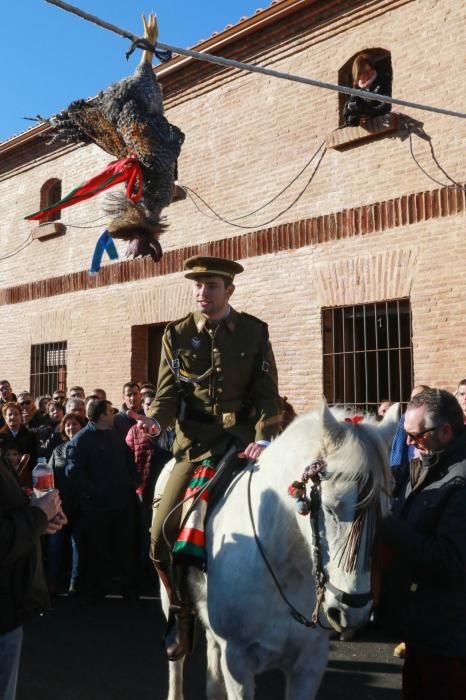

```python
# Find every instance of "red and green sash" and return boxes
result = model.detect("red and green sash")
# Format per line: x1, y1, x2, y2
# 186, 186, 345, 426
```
25, 156, 143, 221
173, 458, 216, 563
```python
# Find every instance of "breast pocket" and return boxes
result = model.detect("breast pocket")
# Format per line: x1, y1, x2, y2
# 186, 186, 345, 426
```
226, 351, 258, 390
178, 348, 212, 381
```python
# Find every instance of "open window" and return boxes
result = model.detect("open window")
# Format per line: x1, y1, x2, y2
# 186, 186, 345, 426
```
338, 48, 392, 127
39, 178, 62, 223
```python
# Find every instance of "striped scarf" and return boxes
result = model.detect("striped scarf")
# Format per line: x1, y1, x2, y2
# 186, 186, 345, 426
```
173, 458, 216, 565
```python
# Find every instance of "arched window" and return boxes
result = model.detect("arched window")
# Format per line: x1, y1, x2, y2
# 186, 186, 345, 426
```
39, 178, 62, 223
338, 48, 392, 127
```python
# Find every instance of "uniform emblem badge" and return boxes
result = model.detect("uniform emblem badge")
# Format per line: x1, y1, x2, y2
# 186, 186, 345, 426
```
191, 335, 201, 349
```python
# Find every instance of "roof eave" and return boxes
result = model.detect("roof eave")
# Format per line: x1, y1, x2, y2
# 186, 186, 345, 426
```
154, 0, 315, 78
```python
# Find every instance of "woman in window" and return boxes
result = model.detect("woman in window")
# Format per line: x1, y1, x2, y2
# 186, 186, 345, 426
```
343, 52, 391, 126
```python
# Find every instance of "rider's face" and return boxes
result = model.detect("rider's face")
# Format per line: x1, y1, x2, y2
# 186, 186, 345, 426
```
192, 276, 234, 320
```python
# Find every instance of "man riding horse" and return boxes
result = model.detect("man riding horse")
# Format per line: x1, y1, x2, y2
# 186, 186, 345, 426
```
141, 256, 282, 661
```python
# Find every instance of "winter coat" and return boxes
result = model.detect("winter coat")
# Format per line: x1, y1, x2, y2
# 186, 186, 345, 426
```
382, 430, 466, 656
343, 70, 391, 122
37, 422, 63, 460
125, 425, 172, 505
47, 442, 79, 518
66, 423, 138, 511
0, 425, 39, 488
113, 408, 144, 440
0, 464, 49, 633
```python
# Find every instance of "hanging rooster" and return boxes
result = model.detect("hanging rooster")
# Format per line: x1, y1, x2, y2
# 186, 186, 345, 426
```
44, 14, 184, 262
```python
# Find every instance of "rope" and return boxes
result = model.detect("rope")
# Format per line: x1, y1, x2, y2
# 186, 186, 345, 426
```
0, 233, 33, 262
228, 139, 326, 220
181, 146, 327, 230
45, 0, 466, 121
408, 129, 466, 191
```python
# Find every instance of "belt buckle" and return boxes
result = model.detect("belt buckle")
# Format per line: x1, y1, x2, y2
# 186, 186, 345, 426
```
222, 412, 236, 429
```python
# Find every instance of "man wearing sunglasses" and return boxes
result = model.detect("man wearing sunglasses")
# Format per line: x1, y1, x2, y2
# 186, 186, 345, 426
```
16, 392, 47, 432
382, 388, 466, 700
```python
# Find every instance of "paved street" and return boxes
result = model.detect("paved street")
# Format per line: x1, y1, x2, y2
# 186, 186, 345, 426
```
18, 593, 402, 699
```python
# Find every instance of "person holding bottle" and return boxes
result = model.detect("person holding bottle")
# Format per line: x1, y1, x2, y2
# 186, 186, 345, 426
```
0, 455, 66, 700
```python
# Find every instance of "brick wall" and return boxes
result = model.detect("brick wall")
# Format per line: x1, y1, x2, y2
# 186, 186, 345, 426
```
0, 0, 465, 408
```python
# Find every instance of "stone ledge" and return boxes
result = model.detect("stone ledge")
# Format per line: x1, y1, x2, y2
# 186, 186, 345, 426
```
31, 221, 66, 241
326, 113, 401, 150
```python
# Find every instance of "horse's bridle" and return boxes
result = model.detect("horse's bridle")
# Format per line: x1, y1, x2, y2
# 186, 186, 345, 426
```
307, 474, 373, 622
247, 461, 373, 629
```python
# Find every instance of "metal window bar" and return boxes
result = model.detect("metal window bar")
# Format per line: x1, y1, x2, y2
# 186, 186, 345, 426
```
321, 299, 413, 414
352, 308, 357, 408
30, 341, 67, 397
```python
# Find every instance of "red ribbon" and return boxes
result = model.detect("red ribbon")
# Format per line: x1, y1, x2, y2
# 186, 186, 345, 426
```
25, 157, 143, 221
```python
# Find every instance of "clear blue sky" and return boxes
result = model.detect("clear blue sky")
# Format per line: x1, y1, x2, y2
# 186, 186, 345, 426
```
0, 0, 265, 142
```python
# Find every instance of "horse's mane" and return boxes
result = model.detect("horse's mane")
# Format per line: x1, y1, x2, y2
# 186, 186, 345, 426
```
270, 405, 391, 572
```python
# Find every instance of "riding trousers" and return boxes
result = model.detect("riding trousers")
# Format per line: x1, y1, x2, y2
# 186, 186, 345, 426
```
150, 459, 194, 565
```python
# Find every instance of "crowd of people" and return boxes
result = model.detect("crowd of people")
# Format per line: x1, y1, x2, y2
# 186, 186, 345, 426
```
2, 371, 466, 696
0, 380, 175, 603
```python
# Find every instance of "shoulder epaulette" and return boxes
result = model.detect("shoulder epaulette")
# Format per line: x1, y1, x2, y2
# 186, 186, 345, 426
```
240, 311, 268, 327
164, 312, 193, 332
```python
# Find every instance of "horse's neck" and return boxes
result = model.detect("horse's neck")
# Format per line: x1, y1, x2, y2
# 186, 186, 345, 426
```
250, 445, 313, 560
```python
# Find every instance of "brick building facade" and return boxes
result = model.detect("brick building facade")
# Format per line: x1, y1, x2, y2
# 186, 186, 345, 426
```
0, 0, 464, 410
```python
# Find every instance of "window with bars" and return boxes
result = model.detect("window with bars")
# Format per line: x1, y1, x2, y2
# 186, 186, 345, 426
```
322, 299, 413, 413
30, 341, 67, 397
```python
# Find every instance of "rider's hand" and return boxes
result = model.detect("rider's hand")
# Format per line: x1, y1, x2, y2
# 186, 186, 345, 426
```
238, 442, 266, 461
31, 489, 61, 522
127, 410, 161, 437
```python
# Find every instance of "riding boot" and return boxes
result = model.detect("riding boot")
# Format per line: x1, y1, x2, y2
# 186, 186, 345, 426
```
154, 561, 195, 662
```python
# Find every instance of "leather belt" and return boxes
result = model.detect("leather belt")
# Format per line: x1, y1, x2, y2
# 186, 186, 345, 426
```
183, 407, 247, 428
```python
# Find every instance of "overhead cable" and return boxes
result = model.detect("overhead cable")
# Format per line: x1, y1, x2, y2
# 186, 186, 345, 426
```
45, 0, 466, 121
181, 146, 327, 230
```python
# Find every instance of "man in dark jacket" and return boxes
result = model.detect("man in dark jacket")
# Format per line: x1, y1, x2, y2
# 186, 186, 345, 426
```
0, 465, 64, 700
382, 388, 466, 699
66, 399, 139, 605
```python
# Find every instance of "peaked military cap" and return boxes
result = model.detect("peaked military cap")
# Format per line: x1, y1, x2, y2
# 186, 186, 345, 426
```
184, 255, 244, 280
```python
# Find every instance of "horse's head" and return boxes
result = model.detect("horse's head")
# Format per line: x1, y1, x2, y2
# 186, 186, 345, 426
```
277, 399, 399, 633
317, 399, 398, 631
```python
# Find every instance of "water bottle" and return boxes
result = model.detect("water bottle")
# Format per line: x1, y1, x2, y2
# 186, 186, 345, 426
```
32, 457, 54, 498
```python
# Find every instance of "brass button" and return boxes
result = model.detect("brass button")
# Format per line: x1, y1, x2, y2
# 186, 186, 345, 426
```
213, 347, 219, 353
216, 367, 222, 373
217, 388, 223, 394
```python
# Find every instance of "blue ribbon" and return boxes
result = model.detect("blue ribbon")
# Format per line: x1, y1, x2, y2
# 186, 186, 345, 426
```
89, 230, 119, 274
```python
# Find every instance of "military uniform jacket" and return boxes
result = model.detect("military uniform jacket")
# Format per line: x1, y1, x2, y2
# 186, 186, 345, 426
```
148, 307, 282, 461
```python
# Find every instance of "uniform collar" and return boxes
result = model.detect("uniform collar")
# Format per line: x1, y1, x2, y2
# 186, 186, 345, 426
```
193, 306, 238, 333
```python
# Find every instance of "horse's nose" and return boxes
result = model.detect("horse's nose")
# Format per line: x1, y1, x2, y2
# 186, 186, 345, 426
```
326, 607, 342, 631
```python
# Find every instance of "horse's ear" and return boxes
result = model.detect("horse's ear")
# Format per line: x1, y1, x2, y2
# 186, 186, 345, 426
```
320, 397, 345, 453
377, 402, 400, 447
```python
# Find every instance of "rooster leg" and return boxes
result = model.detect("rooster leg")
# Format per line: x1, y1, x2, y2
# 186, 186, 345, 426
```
141, 13, 159, 65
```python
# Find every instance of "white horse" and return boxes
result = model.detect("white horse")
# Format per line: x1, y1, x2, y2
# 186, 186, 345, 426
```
158, 400, 399, 700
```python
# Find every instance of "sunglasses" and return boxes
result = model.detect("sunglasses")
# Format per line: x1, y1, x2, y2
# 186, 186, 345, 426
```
19, 400, 32, 406
405, 425, 442, 441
